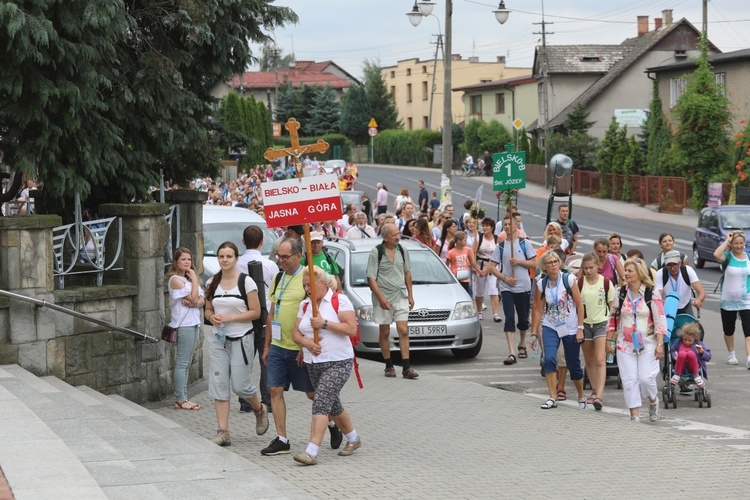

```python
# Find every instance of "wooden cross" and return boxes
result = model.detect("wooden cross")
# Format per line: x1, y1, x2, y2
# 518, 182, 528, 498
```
263, 118, 329, 176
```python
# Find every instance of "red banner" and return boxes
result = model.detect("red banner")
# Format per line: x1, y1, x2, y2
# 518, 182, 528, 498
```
262, 174, 342, 227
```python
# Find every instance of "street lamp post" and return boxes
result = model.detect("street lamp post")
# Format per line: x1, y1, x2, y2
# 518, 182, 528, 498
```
407, 1, 509, 207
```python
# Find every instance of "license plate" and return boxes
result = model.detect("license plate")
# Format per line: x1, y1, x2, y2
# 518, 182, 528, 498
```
408, 325, 447, 336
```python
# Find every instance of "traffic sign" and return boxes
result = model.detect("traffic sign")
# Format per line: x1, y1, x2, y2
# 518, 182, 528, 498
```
512, 118, 524, 131
492, 151, 526, 190
262, 174, 342, 227
368, 117, 378, 128
272, 123, 282, 137
368, 127, 378, 137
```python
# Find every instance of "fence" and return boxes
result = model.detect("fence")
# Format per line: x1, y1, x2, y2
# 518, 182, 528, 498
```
524, 164, 732, 213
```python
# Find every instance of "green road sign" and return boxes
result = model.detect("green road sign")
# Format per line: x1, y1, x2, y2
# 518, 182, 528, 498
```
492, 151, 526, 190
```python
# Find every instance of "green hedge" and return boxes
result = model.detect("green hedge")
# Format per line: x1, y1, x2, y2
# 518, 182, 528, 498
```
272, 133, 351, 161
373, 129, 442, 168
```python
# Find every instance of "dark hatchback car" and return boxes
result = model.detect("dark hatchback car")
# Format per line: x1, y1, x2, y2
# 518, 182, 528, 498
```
693, 205, 750, 268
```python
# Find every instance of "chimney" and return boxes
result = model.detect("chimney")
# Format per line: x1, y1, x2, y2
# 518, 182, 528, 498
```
468, 56, 479, 63
496, 56, 506, 64
654, 18, 662, 30
451, 54, 462, 61
637, 16, 649, 37
663, 9, 673, 27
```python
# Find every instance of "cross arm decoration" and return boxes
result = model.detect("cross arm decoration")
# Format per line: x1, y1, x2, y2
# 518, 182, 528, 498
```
263, 118, 329, 175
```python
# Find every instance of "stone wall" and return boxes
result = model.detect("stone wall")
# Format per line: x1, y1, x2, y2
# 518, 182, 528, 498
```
0, 199, 205, 403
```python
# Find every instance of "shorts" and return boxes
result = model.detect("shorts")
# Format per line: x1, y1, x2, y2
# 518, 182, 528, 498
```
373, 296, 410, 324
583, 321, 607, 341
266, 344, 315, 393
208, 332, 259, 401
500, 290, 531, 333
474, 273, 498, 297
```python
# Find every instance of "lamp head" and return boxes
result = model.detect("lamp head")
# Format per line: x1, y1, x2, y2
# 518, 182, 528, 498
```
493, 0, 510, 25
418, 1, 436, 16
407, 1, 424, 27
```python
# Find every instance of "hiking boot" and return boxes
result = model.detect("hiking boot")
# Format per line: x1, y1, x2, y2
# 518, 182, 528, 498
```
293, 451, 317, 466
338, 439, 362, 456
239, 397, 253, 413
255, 403, 269, 435
693, 375, 705, 388
212, 429, 231, 447
261, 437, 291, 456
648, 403, 659, 422
329, 424, 343, 449
384, 367, 396, 378
402, 368, 419, 379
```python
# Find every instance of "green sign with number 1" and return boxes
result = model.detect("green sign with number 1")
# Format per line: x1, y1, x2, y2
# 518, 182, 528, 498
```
492, 151, 526, 190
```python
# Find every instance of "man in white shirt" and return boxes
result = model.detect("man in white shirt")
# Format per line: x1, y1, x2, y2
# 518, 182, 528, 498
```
338, 204, 357, 234
375, 183, 388, 216
655, 250, 705, 316
235, 224, 278, 413
346, 212, 377, 239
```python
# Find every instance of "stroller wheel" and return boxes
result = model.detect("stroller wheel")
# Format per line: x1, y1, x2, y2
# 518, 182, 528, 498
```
617, 376, 622, 390
698, 398, 703, 408
662, 393, 669, 409
705, 391, 712, 408
694, 392, 699, 401
672, 398, 677, 409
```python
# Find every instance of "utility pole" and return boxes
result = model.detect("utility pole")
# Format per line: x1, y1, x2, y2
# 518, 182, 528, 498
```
702, 0, 708, 36
533, 10, 553, 189
428, 33, 444, 130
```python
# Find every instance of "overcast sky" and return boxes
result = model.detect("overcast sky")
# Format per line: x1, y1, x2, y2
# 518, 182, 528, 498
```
252, 0, 750, 79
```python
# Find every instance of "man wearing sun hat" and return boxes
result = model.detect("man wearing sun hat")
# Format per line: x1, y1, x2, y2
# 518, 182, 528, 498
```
655, 249, 705, 316
300, 231, 343, 291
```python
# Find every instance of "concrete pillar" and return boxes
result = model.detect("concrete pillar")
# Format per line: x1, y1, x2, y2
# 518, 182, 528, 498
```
161, 190, 207, 275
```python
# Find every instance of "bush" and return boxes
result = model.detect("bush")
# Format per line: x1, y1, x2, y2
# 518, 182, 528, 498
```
373, 129, 442, 167
272, 133, 352, 161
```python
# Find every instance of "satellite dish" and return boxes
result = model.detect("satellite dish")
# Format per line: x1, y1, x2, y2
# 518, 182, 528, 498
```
550, 154, 573, 178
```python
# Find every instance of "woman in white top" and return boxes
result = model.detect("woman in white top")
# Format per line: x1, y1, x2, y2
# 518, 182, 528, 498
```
713, 231, 750, 367
474, 218, 501, 322
204, 242, 269, 447
291, 266, 361, 466
393, 188, 413, 212
166, 247, 205, 411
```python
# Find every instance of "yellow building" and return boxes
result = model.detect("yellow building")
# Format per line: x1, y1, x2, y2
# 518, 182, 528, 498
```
381, 55, 531, 130
453, 75, 538, 133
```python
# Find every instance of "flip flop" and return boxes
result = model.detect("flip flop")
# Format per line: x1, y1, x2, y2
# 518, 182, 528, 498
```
503, 354, 517, 365
175, 400, 201, 411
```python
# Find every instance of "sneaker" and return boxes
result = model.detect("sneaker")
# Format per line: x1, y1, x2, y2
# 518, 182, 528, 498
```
478, 312, 484, 320
693, 375, 705, 388
482, 304, 487, 310
293, 451, 317, 466
260, 437, 291, 456
212, 429, 231, 447
338, 439, 362, 456
384, 366, 396, 378
670, 374, 680, 386
493, 314, 502, 323
747, 357, 750, 370
255, 403, 269, 435
239, 397, 253, 413
648, 403, 659, 422
402, 368, 419, 379
577, 398, 587, 409
728, 353, 739, 365
329, 424, 343, 449
630, 416, 641, 423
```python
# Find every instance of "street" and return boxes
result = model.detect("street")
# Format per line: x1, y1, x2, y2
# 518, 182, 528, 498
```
354, 163, 750, 452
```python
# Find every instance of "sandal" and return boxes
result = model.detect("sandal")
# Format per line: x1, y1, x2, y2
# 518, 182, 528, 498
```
556, 390, 567, 401
586, 393, 596, 404
541, 398, 557, 409
503, 354, 517, 365
517, 345, 528, 359
175, 400, 201, 411
593, 397, 603, 411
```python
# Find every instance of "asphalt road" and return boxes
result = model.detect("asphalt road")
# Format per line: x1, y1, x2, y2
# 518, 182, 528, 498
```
353, 164, 750, 451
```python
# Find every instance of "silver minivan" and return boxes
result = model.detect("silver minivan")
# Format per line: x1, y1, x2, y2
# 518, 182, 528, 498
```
323, 238, 482, 358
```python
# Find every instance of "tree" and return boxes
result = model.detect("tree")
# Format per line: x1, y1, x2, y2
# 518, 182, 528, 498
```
621, 136, 642, 202
258, 41, 294, 72
645, 79, 671, 175
477, 120, 512, 154
596, 116, 622, 173
546, 131, 599, 171
308, 85, 341, 136
463, 119, 482, 158
517, 128, 531, 156
563, 106, 595, 134
363, 59, 401, 130
339, 84, 370, 144
672, 35, 733, 208
0, 0, 297, 207
529, 135, 543, 164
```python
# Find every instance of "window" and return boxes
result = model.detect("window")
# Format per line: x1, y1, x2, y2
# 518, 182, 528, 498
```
470, 95, 482, 115
407, 117, 413, 130
407, 83, 412, 102
390, 70, 395, 78
407, 68, 412, 76
495, 93, 505, 114
390, 86, 396, 102
422, 65, 427, 73
423, 116, 429, 128
670, 77, 687, 108
715, 72, 727, 96
422, 81, 428, 100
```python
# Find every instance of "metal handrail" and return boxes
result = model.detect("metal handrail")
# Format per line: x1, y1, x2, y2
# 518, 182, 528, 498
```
0, 289, 158, 343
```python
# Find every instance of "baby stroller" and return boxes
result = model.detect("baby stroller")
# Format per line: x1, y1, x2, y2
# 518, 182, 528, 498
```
661, 311, 711, 409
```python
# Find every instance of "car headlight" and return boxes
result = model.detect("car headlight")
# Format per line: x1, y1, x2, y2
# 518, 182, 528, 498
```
452, 301, 477, 320
358, 306, 373, 322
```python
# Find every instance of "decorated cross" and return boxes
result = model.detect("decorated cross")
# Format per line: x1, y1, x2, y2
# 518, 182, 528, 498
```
263, 118, 329, 175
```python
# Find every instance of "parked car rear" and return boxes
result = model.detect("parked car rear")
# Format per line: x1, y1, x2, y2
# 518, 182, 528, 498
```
693, 205, 750, 268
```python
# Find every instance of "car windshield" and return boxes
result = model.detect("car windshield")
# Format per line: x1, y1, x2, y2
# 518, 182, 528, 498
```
721, 211, 750, 230
204, 223, 278, 256
349, 249, 454, 286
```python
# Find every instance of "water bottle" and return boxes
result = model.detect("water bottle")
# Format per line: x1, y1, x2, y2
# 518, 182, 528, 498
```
530, 334, 539, 360
606, 340, 615, 364
216, 323, 226, 343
